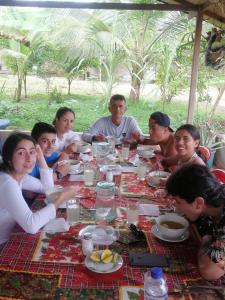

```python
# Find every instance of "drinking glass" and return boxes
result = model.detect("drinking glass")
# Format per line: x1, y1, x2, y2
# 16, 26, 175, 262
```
92, 142, 99, 157
107, 136, 116, 154
84, 168, 95, 186
95, 181, 116, 224
127, 199, 139, 226
121, 143, 130, 161
66, 199, 80, 225
137, 163, 147, 181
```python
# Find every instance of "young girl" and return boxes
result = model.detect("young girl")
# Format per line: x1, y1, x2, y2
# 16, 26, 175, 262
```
0, 132, 75, 246
53, 107, 81, 154
166, 164, 225, 280
162, 124, 205, 170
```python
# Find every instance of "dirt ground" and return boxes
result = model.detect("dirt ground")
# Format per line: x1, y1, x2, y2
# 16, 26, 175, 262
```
1, 74, 225, 110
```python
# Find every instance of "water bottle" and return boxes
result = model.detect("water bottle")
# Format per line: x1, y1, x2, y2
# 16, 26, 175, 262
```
144, 267, 168, 300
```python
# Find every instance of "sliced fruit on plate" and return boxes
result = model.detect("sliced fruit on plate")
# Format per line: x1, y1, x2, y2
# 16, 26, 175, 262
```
112, 252, 119, 263
101, 249, 113, 263
90, 251, 101, 262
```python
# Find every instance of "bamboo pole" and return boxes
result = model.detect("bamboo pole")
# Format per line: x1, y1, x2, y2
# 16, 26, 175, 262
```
187, 10, 203, 124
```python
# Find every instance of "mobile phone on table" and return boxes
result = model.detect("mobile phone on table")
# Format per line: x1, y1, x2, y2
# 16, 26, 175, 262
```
129, 253, 169, 267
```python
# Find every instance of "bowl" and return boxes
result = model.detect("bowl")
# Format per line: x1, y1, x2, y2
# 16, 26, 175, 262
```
137, 146, 154, 158
45, 185, 63, 203
148, 171, 170, 186
77, 142, 90, 153
69, 160, 80, 172
155, 213, 189, 239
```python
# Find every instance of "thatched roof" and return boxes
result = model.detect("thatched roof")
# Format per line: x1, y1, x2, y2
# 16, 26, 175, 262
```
162, 0, 225, 29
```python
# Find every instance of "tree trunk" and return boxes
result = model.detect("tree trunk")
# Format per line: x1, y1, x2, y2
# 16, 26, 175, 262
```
209, 80, 225, 121
129, 74, 141, 101
129, 63, 143, 101
16, 73, 22, 102
68, 79, 72, 95
23, 73, 27, 98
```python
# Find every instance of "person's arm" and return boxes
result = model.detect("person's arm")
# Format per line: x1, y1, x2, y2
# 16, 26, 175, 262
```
82, 119, 106, 143
2, 177, 56, 234
198, 238, 225, 280
161, 155, 179, 168
22, 168, 54, 194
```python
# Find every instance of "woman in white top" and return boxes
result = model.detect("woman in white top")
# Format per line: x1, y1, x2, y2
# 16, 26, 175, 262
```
53, 107, 80, 154
162, 124, 206, 170
0, 132, 76, 246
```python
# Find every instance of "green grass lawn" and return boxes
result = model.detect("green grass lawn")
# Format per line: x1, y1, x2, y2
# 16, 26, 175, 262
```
0, 93, 224, 134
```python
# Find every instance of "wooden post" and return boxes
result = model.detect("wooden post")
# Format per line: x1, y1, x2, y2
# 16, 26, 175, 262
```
187, 10, 203, 124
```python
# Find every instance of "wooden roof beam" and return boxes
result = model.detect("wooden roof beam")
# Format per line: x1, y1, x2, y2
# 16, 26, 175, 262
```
0, 1, 199, 11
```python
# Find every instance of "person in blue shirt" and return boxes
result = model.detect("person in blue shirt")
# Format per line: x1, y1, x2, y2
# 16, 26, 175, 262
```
30, 122, 69, 180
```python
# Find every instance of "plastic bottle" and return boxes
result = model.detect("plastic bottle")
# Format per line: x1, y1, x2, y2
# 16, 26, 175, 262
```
106, 170, 113, 182
82, 232, 93, 256
144, 267, 168, 300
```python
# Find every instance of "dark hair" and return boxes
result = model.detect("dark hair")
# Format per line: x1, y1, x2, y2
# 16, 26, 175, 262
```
175, 124, 200, 141
166, 164, 225, 208
109, 94, 126, 105
31, 122, 56, 141
52, 107, 75, 125
0, 132, 36, 172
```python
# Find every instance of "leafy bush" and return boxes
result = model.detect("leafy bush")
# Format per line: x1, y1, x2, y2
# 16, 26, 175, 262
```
49, 87, 63, 104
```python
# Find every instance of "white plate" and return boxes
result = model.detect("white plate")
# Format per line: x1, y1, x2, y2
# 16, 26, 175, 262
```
85, 251, 123, 273
149, 171, 170, 177
78, 225, 118, 245
151, 224, 189, 243
68, 168, 83, 175
44, 198, 66, 209
139, 153, 155, 159
76, 148, 91, 154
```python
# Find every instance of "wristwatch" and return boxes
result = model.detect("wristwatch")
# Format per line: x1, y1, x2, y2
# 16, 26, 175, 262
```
55, 171, 63, 180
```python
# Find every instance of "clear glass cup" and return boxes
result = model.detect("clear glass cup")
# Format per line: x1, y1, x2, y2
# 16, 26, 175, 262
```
127, 199, 139, 226
92, 142, 99, 157
137, 163, 147, 181
84, 168, 95, 186
107, 136, 116, 154
66, 198, 80, 225
121, 143, 130, 161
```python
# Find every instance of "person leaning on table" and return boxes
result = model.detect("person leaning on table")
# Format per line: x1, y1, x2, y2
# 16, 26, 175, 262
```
141, 111, 177, 158
82, 94, 143, 144
166, 164, 225, 280
0, 132, 76, 248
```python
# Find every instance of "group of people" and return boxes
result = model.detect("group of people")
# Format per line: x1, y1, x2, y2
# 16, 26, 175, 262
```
0, 93, 224, 281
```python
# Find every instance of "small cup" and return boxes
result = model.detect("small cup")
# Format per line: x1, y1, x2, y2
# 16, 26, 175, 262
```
84, 168, 95, 186
66, 199, 80, 225
127, 199, 139, 226
121, 143, 130, 161
137, 164, 147, 181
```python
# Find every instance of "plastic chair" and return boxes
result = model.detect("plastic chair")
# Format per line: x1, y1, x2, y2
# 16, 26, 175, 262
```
198, 145, 211, 161
211, 168, 225, 183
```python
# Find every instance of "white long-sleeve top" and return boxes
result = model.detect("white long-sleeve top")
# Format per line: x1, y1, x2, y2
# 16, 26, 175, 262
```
0, 168, 56, 245
55, 130, 81, 152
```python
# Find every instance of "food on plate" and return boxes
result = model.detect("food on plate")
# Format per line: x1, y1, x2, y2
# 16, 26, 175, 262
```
90, 249, 119, 264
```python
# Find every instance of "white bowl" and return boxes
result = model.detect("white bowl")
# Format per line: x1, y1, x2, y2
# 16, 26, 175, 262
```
69, 160, 80, 172
156, 213, 189, 239
137, 146, 154, 158
45, 185, 63, 203
77, 143, 90, 153
148, 171, 170, 186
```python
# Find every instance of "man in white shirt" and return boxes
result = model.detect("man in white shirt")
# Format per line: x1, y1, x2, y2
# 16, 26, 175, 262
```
82, 94, 142, 144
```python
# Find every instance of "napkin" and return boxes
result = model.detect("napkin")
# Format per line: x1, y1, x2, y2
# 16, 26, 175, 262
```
79, 153, 93, 162
43, 218, 70, 232
139, 204, 159, 216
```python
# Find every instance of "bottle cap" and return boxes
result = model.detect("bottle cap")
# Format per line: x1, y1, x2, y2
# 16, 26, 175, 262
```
83, 232, 92, 240
151, 267, 163, 279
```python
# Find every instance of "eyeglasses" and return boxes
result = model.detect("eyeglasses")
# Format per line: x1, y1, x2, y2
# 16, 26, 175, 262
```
129, 224, 145, 240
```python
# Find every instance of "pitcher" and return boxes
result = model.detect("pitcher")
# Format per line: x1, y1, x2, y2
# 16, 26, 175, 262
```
95, 181, 117, 223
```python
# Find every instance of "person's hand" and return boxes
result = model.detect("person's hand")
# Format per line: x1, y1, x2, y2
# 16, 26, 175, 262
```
130, 132, 141, 142
35, 144, 44, 161
53, 186, 76, 208
56, 161, 70, 177
93, 134, 106, 142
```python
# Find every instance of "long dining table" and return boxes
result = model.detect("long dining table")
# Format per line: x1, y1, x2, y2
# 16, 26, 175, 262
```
0, 149, 225, 300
